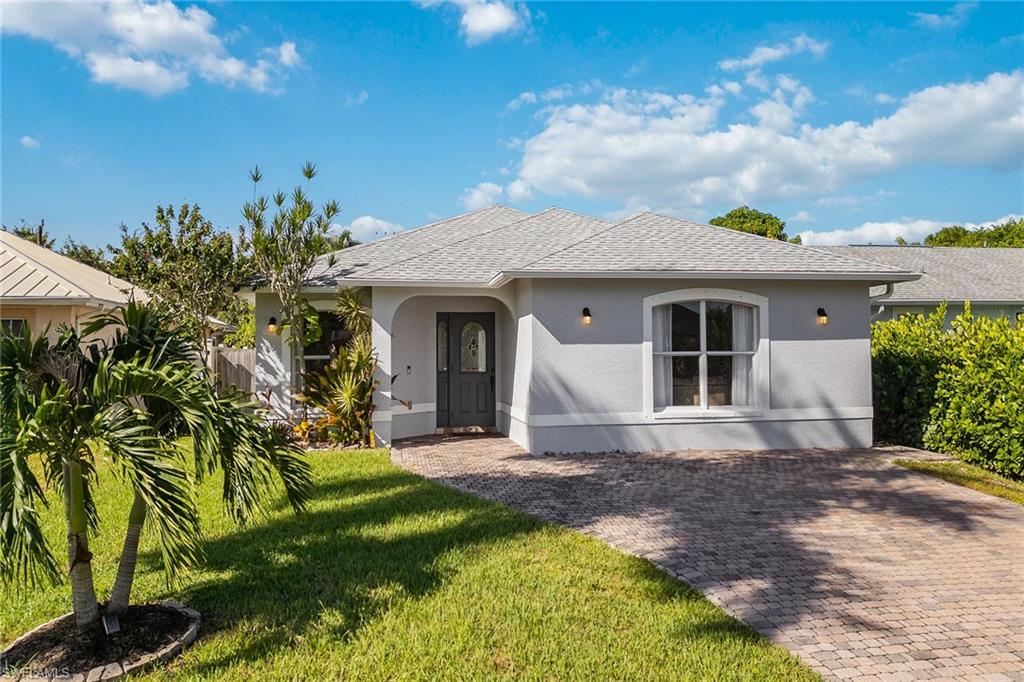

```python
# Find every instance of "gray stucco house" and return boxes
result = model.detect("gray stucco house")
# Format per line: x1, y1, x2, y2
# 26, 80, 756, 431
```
818, 245, 1024, 323
252, 205, 918, 454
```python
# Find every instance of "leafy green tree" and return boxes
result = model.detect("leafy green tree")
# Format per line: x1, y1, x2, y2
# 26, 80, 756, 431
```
60, 239, 111, 273
923, 217, 1023, 247
709, 206, 801, 243
4, 219, 54, 248
0, 303, 310, 635
242, 163, 341, 399
109, 204, 251, 363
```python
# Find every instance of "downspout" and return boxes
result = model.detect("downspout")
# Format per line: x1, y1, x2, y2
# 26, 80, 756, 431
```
869, 283, 894, 322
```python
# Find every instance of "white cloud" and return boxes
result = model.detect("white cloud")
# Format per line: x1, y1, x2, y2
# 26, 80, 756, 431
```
503, 71, 1024, 210
85, 52, 189, 94
337, 215, 404, 243
800, 213, 1022, 246
19, 135, 40, 149
419, 1, 530, 45
461, 181, 504, 209
719, 34, 829, 71
276, 41, 301, 67
813, 190, 897, 207
344, 90, 369, 107
910, 2, 977, 30
790, 210, 813, 223
624, 57, 648, 78
506, 83, 584, 111
1, 1, 301, 96
847, 85, 897, 104
722, 80, 743, 96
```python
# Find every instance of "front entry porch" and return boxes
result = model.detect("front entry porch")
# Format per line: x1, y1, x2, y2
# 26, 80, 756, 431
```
370, 287, 526, 447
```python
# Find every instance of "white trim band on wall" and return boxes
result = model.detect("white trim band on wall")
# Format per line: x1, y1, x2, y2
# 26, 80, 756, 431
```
499, 403, 871, 427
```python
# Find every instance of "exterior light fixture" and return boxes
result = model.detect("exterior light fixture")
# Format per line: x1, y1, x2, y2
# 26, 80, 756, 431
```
816, 308, 828, 326
267, 316, 280, 335
582, 307, 592, 325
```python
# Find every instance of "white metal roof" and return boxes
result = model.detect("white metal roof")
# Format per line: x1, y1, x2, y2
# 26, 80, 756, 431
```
0, 230, 147, 307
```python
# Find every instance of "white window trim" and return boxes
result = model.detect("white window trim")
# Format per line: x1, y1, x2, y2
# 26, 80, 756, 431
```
642, 287, 770, 420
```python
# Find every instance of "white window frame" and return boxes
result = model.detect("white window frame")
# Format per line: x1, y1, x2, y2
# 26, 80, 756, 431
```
642, 287, 770, 420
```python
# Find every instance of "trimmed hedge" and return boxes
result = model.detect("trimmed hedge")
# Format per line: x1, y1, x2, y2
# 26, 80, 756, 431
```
872, 304, 1023, 480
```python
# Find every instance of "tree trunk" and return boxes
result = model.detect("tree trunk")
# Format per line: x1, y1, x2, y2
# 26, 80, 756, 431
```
107, 492, 147, 615
65, 459, 100, 630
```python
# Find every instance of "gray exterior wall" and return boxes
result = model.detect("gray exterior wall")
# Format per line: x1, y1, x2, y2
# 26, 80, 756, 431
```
365, 278, 875, 453
253, 291, 343, 419
523, 279, 872, 453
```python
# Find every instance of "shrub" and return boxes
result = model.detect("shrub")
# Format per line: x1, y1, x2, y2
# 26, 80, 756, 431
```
871, 304, 952, 447
295, 289, 378, 447
872, 304, 1024, 480
923, 309, 1024, 480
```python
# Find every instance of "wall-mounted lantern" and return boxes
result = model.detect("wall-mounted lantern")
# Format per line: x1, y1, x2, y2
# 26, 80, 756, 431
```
267, 316, 280, 335
816, 308, 828, 326
582, 307, 593, 326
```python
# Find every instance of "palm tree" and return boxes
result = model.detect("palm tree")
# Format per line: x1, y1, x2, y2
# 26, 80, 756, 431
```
0, 303, 311, 635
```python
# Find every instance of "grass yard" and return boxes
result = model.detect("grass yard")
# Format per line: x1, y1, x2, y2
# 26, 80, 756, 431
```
3, 450, 816, 680
893, 458, 1024, 506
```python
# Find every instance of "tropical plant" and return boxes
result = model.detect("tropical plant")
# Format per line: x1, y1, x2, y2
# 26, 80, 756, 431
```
297, 288, 378, 446
0, 302, 311, 637
3, 219, 54, 248
242, 163, 342, 398
60, 238, 112, 273
923, 217, 1023, 247
870, 304, 953, 447
109, 203, 252, 365
923, 308, 1024, 479
709, 206, 801, 243
871, 304, 1023, 479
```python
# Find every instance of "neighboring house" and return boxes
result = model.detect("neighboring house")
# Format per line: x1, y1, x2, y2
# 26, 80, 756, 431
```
0, 230, 147, 342
253, 205, 918, 454
817, 246, 1024, 323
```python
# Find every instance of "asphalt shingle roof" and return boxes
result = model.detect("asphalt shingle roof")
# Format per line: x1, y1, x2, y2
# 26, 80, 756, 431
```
307, 205, 528, 286
517, 212, 905, 275
816, 246, 1024, 303
308, 206, 915, 287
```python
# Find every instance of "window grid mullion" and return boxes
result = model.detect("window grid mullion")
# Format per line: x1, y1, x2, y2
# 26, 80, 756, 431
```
699, 301, 708, 410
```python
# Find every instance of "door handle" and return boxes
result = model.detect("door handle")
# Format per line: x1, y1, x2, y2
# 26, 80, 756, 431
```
489, 374, 495, 391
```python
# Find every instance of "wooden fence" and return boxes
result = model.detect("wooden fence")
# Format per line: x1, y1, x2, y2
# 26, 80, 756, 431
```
210, 345, 255, 396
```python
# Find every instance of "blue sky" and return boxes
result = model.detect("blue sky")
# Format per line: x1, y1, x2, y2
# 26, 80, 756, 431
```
2, 1, 1022, 247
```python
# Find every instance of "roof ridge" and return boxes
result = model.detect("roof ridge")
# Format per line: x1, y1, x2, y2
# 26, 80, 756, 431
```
1, 231, 144, 300
2, 232, 83, 296
316, 204, 527, 263
354, 206, 559, 279
641, 211, 911, 274
512, 210, 637, 273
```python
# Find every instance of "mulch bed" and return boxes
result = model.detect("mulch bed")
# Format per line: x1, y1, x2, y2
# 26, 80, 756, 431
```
2, 604, 190, 677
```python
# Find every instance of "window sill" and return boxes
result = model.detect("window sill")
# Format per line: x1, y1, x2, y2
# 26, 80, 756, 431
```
652, 407, 763, 421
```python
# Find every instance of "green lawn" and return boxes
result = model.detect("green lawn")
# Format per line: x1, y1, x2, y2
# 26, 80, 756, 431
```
4, 450, 816, 680
893, 458, 1024, 506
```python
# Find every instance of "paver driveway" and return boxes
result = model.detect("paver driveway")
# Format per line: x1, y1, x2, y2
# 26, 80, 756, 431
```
394, 436, 1024, 681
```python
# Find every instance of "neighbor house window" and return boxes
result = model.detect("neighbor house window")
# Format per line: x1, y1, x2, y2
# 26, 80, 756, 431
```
643, 289, 769, 416
1, 319, 27, 335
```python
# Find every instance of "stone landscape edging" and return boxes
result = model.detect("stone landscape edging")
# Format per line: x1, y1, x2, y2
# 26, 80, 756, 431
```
0, 600, 200, 682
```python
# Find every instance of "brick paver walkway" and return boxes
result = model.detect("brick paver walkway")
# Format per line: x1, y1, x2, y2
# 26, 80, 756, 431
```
393, 435, 1024, 681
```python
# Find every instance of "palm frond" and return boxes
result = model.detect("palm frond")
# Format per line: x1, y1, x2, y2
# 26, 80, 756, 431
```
92, 402, 202, 582
0, 427, 60, 587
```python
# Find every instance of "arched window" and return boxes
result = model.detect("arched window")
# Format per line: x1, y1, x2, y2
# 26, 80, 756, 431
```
460, 321, 487, 373
643, 288, 769, 417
